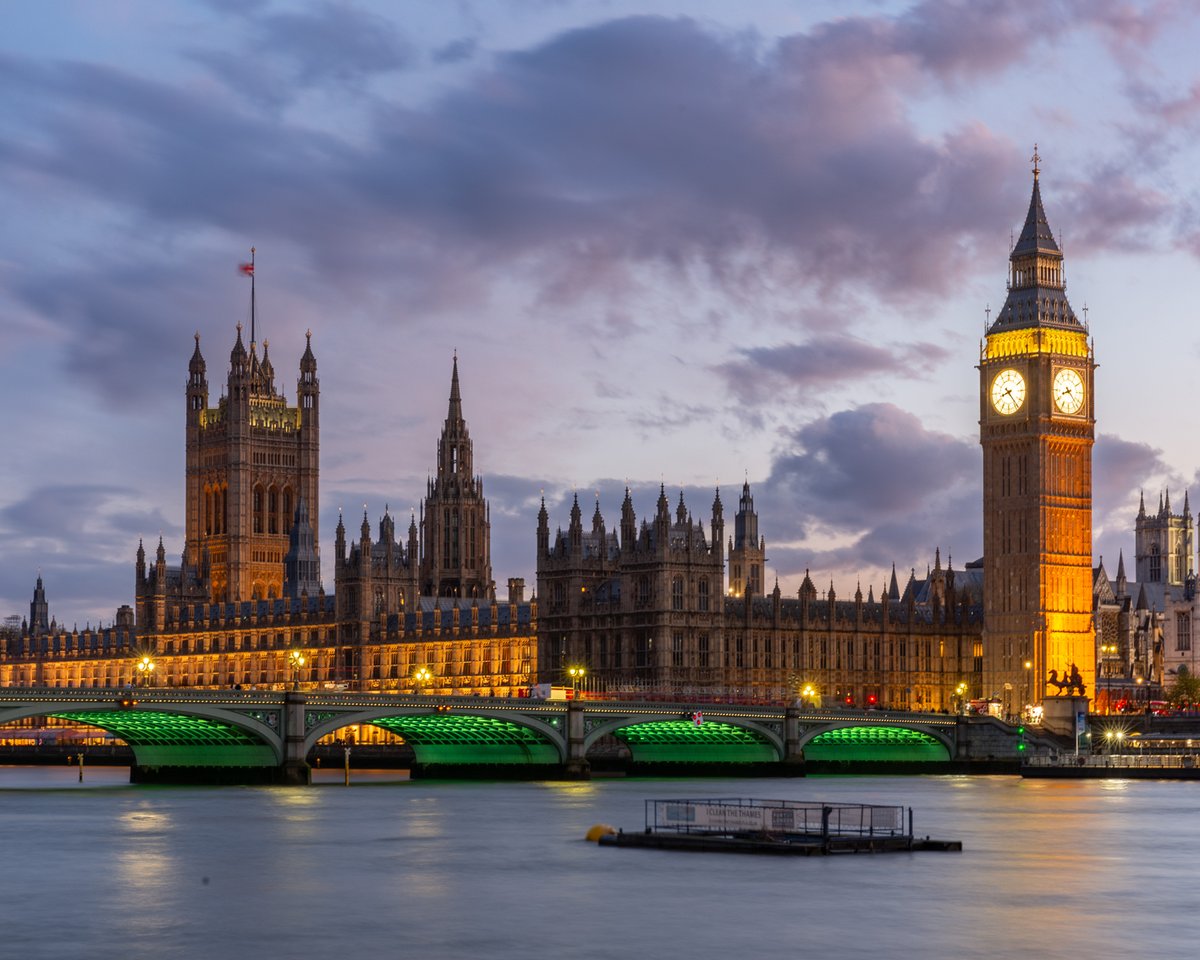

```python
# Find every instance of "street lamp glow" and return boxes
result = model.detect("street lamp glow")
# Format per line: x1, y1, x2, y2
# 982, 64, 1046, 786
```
567, 665, 586, 698
288, 649, 306, 690
136, 655, 156, 687
413, 666, 432, 694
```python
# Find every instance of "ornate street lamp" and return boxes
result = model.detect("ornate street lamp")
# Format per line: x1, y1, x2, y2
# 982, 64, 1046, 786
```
567, 665, 586, 699
413, 666, 432, 696
136, 655, 156, 687
288, 649, 306, 691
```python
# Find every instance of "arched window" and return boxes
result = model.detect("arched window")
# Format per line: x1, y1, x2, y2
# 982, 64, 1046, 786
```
672, 577, 684, 611
282, 487, 294, 533
268, 487, 279, 534
1149, 544, 1161, 583
698, 578, 709, 612
253, 486, 264, 534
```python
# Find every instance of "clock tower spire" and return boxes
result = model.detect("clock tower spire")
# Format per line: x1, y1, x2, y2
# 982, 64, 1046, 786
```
979, 151, 1096, 715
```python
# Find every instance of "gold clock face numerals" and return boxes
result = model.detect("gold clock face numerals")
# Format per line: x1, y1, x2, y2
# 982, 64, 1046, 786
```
990, 368, 1026, 415
1053, 367, 1085, 415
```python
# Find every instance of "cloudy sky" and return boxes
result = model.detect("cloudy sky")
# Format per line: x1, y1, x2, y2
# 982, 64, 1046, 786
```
2, 0, 1199, 627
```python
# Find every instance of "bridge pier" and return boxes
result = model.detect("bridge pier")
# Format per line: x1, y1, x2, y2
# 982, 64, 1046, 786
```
781, 707, 805, 775
564, 698, 590, 779
281, 691, 312, 785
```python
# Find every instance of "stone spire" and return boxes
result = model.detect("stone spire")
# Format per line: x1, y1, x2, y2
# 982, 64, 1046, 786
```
990, 150, 1079, 333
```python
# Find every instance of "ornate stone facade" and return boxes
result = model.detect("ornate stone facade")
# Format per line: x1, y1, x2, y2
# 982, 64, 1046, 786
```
537, 480, 985, 710
183, 326, 320, 605
537, 485, 727, 690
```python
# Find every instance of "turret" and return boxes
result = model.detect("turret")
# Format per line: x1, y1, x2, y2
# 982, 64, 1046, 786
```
29, 575, 49, 638
655, 484, 670, 528
298, 329, 319, 422
710, 487, 724, 566
187, 332, 208, 418
620, 487, 636, 552
408, 511, 419, 572
568, 493, 583, 553
284, 498, 321, 599
537, 496, 550, 557
228, 323, 249, 406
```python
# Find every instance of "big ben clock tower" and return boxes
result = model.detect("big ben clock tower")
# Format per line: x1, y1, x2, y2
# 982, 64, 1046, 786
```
980, 149, 1095, 713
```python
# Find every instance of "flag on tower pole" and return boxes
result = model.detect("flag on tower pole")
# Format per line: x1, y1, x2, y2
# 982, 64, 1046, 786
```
239, 247, 256, 343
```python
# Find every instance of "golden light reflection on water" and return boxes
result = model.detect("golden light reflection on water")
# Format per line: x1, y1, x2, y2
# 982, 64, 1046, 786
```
119, 807, 172, 834
536, 781, 598, 803
114, 807, 178, 920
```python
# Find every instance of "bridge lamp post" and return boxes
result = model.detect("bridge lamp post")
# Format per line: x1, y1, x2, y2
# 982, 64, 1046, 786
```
136, 656, 155, 687
1023, 660, 1033, 717
568, 665, 586, 699
413, 666, 432, 696
288, 649, 306, 691
801, 683, 817, 710
954, 681, 968, 715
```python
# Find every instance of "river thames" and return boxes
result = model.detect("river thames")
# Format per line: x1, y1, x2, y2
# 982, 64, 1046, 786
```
2, 767, 1196, 959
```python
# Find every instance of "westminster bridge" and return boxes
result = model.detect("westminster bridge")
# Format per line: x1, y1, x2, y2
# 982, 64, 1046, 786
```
0, 688, 1037, 784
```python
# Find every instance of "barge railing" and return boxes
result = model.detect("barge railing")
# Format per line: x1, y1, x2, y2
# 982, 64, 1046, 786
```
646, 798, 908, 841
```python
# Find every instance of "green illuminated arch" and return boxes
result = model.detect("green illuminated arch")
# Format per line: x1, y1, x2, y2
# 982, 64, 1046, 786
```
366, 715, 559, 765
611, 719, 778, 764
803, 726, 950, 762
49, 710, 277, 767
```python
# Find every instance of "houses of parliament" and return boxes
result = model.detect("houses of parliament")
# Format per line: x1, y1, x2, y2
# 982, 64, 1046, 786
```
0, 166, 1181, 714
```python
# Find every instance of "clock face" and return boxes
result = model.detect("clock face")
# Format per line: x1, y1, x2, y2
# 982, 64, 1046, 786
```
1053, 367, 1085, 415
990, 368, 1026, 415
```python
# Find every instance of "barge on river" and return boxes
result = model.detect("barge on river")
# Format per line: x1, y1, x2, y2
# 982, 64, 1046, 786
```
595, 797, 961, 856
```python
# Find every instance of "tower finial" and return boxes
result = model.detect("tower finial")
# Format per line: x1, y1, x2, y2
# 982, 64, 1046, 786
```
1031, 142, 1040, 181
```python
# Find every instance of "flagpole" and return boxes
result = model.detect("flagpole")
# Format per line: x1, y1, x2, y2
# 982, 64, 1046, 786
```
250, 246, 256, 346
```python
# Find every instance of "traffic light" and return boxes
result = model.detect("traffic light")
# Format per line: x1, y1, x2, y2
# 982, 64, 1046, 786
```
1016, 725, 1026, 752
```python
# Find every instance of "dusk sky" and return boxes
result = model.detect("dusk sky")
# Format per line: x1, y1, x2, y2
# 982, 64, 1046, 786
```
3, 0, 1199, 627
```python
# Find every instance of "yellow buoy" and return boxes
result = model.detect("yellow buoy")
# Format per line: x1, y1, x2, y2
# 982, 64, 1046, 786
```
585, 823, 617, 842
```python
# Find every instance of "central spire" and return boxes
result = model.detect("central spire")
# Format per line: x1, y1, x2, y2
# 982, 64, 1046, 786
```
448, 351, 462, 423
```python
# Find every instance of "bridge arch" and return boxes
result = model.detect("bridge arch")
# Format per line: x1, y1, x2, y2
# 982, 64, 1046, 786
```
798, 722, 953, 761
0, 700, 285, 768
304, 707, 567, 766
585, 714, 784, 763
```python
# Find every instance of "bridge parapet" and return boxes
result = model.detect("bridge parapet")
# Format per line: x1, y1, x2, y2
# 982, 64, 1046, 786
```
0, 688, 1033, 779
